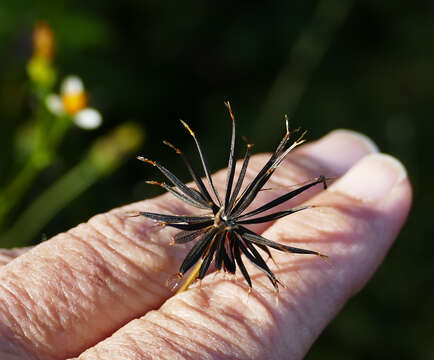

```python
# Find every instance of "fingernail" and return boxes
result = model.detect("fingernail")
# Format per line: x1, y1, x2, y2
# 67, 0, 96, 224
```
302, 129, 379, 176
330, 153, 408, 202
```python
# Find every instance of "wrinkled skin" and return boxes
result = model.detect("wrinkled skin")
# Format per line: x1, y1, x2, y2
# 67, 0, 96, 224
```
0, 130, 412, 360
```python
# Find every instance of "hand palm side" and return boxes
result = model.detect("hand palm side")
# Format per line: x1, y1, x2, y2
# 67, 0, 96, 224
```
0, 130, 411, 360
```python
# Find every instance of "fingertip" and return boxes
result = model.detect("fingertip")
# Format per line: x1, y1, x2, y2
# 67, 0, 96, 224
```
328, 129, 379, 153
330, 153, 410, 203
299, 129, 379, 176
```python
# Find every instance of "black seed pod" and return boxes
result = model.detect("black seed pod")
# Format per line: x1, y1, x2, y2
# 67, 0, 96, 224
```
138, 102, 328, 292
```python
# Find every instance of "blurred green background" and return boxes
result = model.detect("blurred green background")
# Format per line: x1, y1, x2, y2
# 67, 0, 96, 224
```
0, 0, 432, 358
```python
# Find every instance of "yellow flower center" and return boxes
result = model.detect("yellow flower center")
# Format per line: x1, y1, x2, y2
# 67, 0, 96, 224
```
62, 92, 87, 115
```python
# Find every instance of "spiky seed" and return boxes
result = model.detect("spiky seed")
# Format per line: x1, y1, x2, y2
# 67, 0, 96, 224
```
139, 103, 329, 292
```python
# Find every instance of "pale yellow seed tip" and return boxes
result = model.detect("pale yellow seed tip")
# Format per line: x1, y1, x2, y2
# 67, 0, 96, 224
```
180, 120, 195, 136
224, 101, 235, 120
163, 140, 182, 154
123, 211, 141, 218
145, 180, 162, 186
319, 253, 332, 266
284, 115, 290, 134
137, 157, 156, 166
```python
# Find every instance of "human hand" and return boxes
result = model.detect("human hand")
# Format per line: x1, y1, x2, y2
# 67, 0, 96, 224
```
0, 129, 412, 359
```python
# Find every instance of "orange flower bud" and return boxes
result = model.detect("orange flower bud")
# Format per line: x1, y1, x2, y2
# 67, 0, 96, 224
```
33, 22, 55, 61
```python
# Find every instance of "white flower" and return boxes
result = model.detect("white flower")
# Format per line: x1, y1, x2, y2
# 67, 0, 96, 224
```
45, 94, 63, 115
45, 75, 102, 130
60, 75, 84, 94
74, 109, 102, 130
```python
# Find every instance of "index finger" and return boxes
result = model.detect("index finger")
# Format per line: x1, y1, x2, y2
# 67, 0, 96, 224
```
0, 130, 376, 359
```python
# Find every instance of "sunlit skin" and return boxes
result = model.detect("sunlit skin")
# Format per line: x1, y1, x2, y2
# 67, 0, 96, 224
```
0, 129, 411, 359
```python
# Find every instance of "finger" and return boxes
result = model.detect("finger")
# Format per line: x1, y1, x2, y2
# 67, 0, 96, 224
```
75, 153, 411, 360
0, 130, 373, 271
0, 130, 376, 359
0, 247, 33, 267
205, 129, 378, 238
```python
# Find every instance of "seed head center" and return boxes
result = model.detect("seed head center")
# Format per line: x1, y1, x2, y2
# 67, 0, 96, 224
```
214, 207, 234, 231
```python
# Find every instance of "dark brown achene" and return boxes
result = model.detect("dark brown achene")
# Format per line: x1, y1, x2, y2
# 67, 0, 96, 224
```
138, 102, 328, 293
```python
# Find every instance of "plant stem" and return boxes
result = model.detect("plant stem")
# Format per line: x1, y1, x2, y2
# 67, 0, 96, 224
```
0, 157, 97, 247
0, 152, 48, 229
0, 102, 71, 229
0, 122, 144, 247
252, 0, 353, 146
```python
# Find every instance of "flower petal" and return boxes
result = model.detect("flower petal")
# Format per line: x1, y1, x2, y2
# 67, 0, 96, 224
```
45, 94, 64, 115
61, 75, 84, 95
74, 108, 102, 130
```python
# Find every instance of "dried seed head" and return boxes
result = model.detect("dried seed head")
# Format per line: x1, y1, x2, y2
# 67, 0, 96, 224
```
138, 102, 329, 293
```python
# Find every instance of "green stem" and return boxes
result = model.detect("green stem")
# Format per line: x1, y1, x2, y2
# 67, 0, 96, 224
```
0, 157, 98, 247
0, 100, 71, 229
50, 114, 72, 149
0, 122, 144, 247
252, 0, 353, 146
0, 152, 49, 229
0, 160, 38, 211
